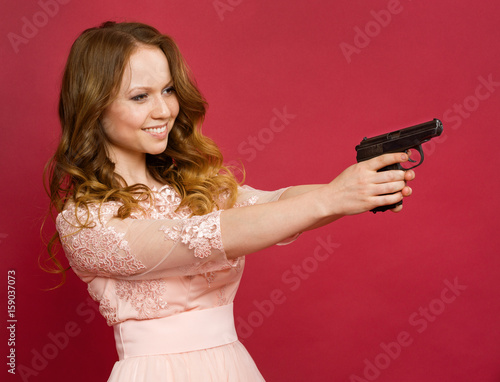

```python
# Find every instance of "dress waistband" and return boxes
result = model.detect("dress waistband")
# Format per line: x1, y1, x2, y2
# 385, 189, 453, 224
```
113, 304, 238, 360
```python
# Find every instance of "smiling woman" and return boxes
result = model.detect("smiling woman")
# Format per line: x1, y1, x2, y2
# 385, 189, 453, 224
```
48, 22, 239, 218
43, 21, 415, 382
100, 45, 180, 181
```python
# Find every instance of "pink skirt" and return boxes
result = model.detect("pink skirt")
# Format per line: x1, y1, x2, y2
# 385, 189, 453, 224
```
107, 341, 265, 382
107, 304, 265, 381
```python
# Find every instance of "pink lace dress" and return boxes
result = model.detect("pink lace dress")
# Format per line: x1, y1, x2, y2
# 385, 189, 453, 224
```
56, 185, 295, 382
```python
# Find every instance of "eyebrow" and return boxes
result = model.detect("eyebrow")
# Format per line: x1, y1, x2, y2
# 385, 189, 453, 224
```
126, 81, 174, 95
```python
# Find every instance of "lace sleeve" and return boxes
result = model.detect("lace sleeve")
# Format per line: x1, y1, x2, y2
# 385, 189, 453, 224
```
56, 185, 299, 280
235, 185, 301, 245
235, 185, 289, 205
56, 203, 234, 280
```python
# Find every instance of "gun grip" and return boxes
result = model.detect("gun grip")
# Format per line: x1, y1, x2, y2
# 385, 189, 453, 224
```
371, 162, 404, 213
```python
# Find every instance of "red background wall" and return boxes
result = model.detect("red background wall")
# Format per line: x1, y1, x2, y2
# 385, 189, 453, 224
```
1, 0, 499, 381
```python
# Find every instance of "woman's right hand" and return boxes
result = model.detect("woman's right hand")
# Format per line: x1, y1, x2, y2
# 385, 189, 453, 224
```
323, 153, 415, 217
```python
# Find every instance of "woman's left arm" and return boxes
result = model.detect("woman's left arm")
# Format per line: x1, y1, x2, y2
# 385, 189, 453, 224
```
278, 170, 414, 231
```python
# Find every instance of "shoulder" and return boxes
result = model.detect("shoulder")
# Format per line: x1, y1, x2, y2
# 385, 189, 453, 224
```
56, 201, 121, 235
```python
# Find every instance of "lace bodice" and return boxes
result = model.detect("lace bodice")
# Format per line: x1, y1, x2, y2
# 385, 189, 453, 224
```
56, 185, 291, 325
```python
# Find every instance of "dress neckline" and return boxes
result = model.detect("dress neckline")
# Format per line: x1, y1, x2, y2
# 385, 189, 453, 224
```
150, 184, 174, 193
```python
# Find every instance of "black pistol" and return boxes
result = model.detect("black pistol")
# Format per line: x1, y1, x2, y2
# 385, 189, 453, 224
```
355, 118, 443, 213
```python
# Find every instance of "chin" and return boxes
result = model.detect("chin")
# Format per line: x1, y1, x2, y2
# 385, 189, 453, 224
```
148, 149, 167, 156
148, 142, 169, 155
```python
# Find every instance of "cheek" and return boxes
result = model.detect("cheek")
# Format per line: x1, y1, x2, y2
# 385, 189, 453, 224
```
170, 98, 180, 119
116, 102, 144, 122
103, 103, 144, 135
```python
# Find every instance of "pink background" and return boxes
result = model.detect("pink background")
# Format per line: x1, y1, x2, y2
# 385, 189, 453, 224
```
1, 0, 499, 381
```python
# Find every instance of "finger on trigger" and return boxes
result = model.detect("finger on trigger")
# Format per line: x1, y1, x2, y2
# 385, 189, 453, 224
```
370, 153, 407, 171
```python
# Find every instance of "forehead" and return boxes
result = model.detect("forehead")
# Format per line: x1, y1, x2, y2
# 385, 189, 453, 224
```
120, 45, 171, 91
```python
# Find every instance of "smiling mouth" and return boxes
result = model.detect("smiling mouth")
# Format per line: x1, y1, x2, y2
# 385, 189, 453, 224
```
143, 125, 167, 134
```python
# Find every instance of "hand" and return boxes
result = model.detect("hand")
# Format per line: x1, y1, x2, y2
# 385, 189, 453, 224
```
325, 153, 416, 216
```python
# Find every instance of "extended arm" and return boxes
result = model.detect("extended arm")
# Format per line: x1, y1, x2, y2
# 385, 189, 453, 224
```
221, 153, 415, 259
57, 153, 415, 280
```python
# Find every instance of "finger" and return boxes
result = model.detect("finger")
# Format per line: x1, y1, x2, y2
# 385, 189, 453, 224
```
391, 204, 403, 213
375, 181, 406, 195
372, 168, 415, 184
402, 186, 412, 197
374, 191, 404, 208
366, 153, 409, 171
404, 170, 415, 181
373, 169, 406, 184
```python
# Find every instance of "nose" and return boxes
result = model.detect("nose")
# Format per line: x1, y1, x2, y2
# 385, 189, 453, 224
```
151, 95, 172, 120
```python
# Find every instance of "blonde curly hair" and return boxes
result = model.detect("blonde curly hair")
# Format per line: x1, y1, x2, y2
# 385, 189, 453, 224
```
43, 21, 240, 284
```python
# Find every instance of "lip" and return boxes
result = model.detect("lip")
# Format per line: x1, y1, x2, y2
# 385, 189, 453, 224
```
142, 124, 168, 139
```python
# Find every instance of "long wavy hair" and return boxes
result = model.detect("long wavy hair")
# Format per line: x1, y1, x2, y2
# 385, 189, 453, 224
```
42, 21, 240, 284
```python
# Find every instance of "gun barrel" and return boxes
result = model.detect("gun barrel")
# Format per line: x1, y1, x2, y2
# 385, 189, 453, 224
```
355, 119, 443, 161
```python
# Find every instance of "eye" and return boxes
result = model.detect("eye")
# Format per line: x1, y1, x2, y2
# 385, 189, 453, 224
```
131, 93, 148, 101
163, 86, 175, 95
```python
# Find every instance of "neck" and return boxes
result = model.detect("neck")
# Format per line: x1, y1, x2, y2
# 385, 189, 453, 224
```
109, 151, 161, 189
115, 163, 152, 187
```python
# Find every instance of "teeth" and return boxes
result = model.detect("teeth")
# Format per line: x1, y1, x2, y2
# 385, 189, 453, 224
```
144, 125, 167, 134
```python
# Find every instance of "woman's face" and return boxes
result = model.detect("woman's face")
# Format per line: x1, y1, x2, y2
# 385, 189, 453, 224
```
100, 45, 179, 165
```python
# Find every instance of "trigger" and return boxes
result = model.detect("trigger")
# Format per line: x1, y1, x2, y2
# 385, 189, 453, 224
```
406, 150, 417, 163
405, 146, 425, 170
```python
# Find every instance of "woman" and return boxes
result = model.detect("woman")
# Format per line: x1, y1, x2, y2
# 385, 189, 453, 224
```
45, 21, 415, 381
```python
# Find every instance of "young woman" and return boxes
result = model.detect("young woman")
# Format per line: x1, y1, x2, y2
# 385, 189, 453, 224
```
45, 21, 415, 381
